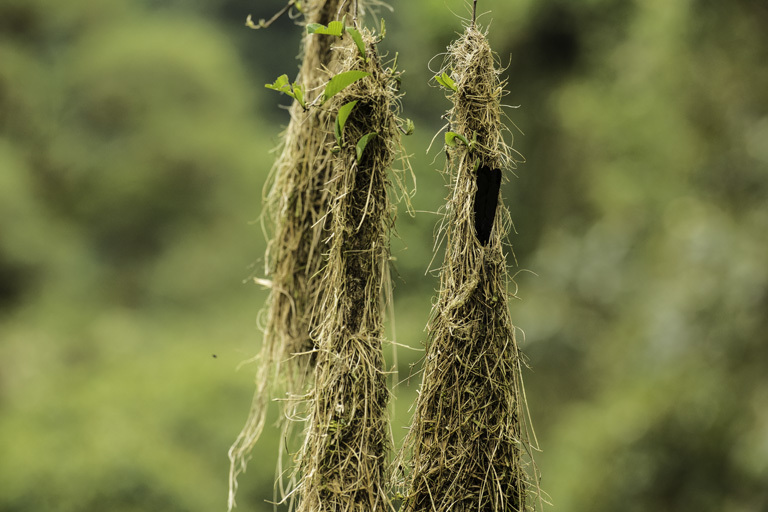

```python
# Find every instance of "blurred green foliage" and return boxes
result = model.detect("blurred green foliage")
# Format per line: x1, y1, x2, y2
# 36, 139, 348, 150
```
1, 0, 767, 511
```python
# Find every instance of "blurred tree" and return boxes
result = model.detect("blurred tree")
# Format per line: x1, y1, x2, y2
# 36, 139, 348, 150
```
506, 1, 768, 510
2, 0, 767, 511
1, 0, 276, 511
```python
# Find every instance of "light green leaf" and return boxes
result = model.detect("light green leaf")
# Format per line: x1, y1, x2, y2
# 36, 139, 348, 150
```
265, 75, 307, 109
335, 100, 359, 145
327, 20, 344, 35
346, 27, 366, 60
388, 52, 399, 74
380, 18, 386, 38
323, 71, 370, 103
435, 71, 457, 92
403, 118, 415, 136
292, 83, 306, 109
306, 19, 344, 36
356, 132, 377, 162
265, 74, 291, 92
445, 131, 469, 147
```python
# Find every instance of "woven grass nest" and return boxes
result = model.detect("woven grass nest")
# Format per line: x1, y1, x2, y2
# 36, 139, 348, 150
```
292, 26, 407, 512
397, 24, 541, 512
228, 0, 362, 508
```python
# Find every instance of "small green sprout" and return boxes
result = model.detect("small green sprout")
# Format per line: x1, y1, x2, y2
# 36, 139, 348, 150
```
435, 71, 458, 92
389, 52, 399, 73
335, 100, 359, 146
400, 118, 415, 136
445, 131, 469, 148
345, 26, 367, 61
356, 132, 377, 162
265, 74, 307, 109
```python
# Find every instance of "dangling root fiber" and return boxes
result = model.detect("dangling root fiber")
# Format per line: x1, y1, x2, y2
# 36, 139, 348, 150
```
294, 30, 403, 512
398, 25, 539, 512
228, 1, 360, 509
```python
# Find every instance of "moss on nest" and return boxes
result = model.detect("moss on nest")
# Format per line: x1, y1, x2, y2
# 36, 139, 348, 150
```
397, 24, 539, 512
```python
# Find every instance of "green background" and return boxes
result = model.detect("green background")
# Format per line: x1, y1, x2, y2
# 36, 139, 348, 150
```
1, 0, 767, 510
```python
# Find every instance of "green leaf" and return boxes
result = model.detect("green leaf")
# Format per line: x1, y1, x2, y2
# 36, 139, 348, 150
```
356, 132, 377, 162
327, 20, 344, 35
323, 70, 370, 103
403, 118, 415, 136
346, 27, 366, 60
265, 74, 291, 92
445, 131, 469, 147
292, 83, 306, 109
306, 19, 344, 36
389, 52, 399, 73
335, 100, 358, 145
380, 18, 386, 38
265, 75, 307, 109
435, 71, 457, 92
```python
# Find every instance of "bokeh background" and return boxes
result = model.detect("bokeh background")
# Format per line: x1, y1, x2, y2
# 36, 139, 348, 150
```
2, 0, 767, 510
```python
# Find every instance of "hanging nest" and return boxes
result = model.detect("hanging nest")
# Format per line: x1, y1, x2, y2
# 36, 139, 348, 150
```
262, 0, 361, 400
293, 28, 405, 512
397, 24, 540, 512
228, 1, 360, 509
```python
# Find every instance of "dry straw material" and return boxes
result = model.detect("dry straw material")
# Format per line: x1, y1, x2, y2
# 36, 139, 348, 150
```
398, 25, 540, 512
292, 28, 405, 512
228, 1, 359, 509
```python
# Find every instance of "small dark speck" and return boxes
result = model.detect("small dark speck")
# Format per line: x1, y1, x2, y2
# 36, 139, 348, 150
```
212, 354, 217, 358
